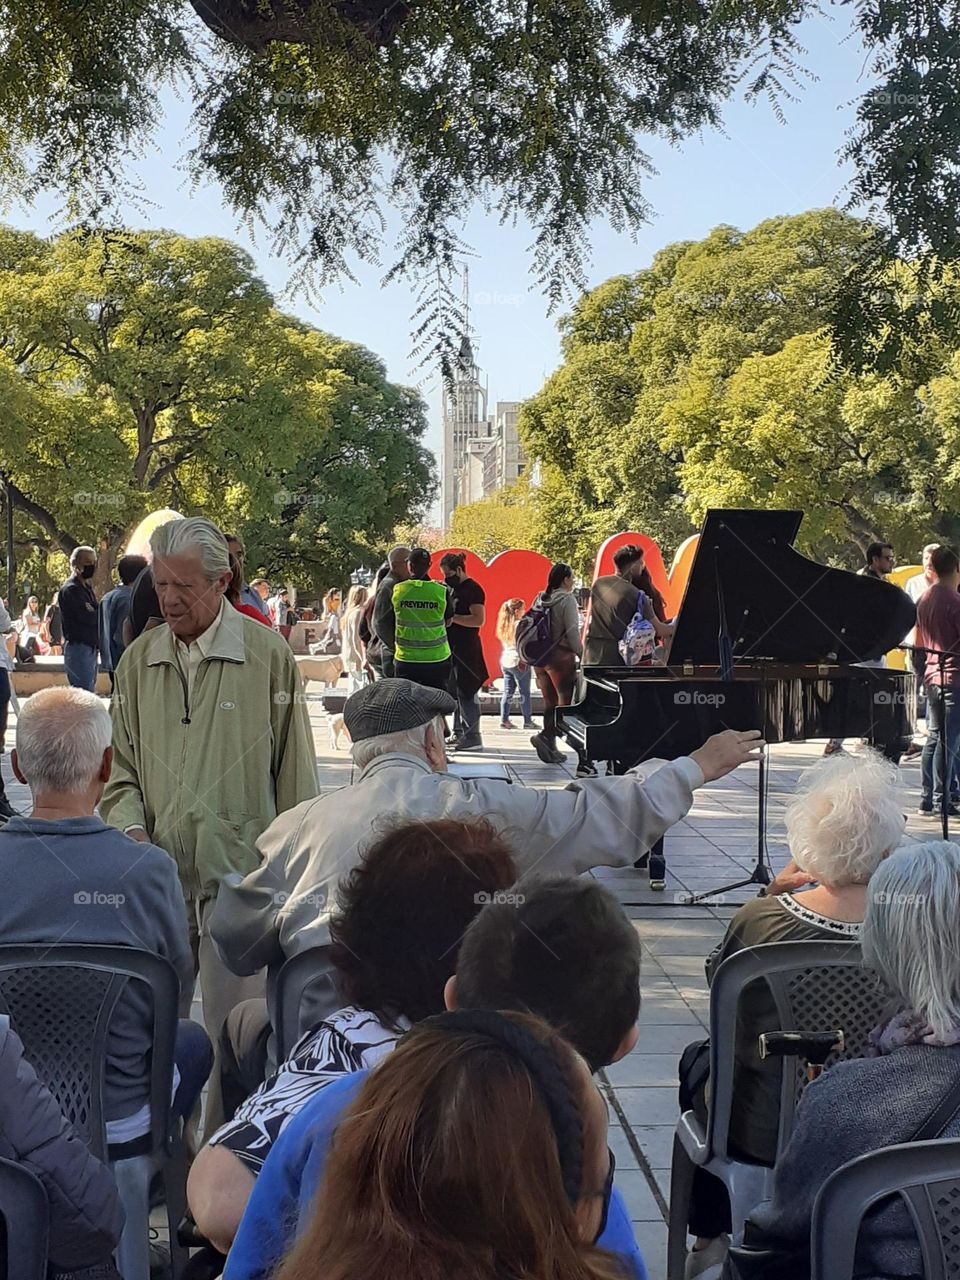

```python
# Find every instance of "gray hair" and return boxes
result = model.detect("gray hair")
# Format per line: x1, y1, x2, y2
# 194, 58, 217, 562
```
784, 749, 904, 887
16, 687, 112, 794
150, 517, 230, 581
387, 545, 410, 571
350, 715, 444, 771
69, 545, 95, 568
863, 841, 960, 1039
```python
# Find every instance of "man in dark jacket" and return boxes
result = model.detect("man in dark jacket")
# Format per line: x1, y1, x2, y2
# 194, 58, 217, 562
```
59, 545, 100, 690
98, 554, 148, 689
369, 545, 410, 678
0, 1015, 124, 1277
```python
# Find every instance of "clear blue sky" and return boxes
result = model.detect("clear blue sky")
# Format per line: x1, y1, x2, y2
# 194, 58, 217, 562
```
7, 13, 869, 477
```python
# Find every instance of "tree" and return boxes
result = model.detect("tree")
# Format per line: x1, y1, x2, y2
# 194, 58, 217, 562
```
2, 0, 960, 364
521, 210, 960, 568
450, 480, 538, 563
0, 225, 434, 595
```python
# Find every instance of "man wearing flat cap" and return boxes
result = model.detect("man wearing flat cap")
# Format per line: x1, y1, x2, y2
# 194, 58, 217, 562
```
211, 680, 760, 1048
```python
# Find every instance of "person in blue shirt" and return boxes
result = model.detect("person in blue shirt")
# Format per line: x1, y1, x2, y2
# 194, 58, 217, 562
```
234, 1011, 633, 1280
224, 877, 648, 1280
98, 554, 148, 689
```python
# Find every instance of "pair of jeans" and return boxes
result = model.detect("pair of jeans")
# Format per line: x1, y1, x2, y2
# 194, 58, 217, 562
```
500, 665, 532, 723
345, 669, 367, 696
921, 683, 960, 808
63, 641, 98, 691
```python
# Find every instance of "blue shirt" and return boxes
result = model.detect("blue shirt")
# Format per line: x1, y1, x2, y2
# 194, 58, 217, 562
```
224, 1069, 648, 1280
241, 584, 269, 618
99, 584, 134, 671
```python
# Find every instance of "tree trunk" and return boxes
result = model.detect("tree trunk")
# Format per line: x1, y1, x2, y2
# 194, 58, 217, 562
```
187, 0, 410, 49
94, 528, 127, 598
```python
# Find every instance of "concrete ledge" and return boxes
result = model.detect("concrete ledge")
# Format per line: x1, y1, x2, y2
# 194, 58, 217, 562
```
11, 665, 112, 696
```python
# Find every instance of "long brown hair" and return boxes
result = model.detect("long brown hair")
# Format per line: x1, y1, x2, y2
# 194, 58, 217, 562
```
274, 1012, 624, 1280
496, 597, 525, 646
636, 566, 667, 622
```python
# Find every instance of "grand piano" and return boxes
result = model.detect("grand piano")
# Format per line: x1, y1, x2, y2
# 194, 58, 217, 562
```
557, 510, 917, 887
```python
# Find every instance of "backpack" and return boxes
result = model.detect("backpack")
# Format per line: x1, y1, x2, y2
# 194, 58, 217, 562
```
515, 601, 556, 667
618, 594, 656, 666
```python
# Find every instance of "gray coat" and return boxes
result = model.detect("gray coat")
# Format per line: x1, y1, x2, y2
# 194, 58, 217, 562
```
0, 1016, 124, 1270
738, 1043, 960, 1279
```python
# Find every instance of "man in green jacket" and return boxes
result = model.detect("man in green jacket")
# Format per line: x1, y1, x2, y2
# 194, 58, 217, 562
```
392, 547, 454, 692
101, 517, 318, 1123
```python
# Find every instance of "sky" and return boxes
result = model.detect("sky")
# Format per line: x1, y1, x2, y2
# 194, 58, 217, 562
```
6, 12, 872, 482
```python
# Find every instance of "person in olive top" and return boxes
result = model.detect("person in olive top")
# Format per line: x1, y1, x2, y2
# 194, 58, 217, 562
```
392, 549, 455, 692
59, 545, 100, 691
583, 544, 673, 667
439, 552, 488, 752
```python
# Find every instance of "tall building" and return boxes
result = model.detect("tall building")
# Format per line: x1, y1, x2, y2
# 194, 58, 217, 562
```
440, 273, 490, 529
493, 400, 525, 490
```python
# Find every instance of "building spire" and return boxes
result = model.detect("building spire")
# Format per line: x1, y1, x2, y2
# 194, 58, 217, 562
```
458, 264, 474, 368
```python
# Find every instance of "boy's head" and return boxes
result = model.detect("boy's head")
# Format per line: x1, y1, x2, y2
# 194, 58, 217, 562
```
448, 877, 640, 1072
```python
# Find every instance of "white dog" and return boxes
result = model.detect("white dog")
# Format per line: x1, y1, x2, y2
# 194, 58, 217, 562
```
328, 713, 351, 751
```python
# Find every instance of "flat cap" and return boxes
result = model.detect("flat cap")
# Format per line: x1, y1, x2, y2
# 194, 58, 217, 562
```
343, 678, 456, 743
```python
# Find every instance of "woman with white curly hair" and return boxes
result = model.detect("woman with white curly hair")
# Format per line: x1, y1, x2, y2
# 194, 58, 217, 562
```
682, 750, 907, 1277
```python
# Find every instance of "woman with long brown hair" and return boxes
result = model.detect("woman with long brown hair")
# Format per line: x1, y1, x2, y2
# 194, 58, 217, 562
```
275, 1009, 623, 1280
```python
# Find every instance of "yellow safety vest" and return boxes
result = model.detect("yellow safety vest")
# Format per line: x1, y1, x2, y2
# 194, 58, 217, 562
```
392, 579, 451, 664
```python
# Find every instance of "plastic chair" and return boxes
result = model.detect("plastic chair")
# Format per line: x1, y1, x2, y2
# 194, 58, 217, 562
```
0, 944, 186, 1280
811, 1138, 960, 1280
667, 939, 891, 1280
0, 1156, 49, 1280
274, 945, 344, 1062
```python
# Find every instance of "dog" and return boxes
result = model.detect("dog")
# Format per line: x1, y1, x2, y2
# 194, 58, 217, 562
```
329, 713, 351, 751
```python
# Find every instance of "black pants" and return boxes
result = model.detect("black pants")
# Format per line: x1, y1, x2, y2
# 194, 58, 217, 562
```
395, 658, 454, 693
680, 1039, 733, 1237
219, 998, 272, 1124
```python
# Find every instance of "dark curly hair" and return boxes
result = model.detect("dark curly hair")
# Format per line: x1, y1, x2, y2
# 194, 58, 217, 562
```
328, 818, 517, 1028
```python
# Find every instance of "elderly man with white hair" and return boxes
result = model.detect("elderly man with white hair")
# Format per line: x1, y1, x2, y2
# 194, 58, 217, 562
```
0, 687, 209, 1145
210, 678, 762, 1093
681, 749, 907, 1277
100, 516, 318, 1118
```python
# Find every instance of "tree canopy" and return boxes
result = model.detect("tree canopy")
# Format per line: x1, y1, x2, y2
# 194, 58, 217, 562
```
1, 0, 959, 364
0, 225, 433, 600
449, 479, 538, 563
520, 209, 960, 570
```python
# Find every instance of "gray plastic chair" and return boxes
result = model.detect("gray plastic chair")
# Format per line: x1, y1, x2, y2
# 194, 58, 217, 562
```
0, 1156, 49, 1280
0, 944, 186, 1280
811, 1138, 960, 1280
667, 939, 892, 1280
275, 945, 344, 1061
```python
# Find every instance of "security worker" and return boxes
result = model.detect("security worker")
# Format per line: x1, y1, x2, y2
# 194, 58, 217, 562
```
392, 547, 454, 692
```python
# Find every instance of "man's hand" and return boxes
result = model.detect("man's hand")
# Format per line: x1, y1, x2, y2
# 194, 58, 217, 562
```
765, 858, 817, 896
126, 827, 150, 843
690, 729, 764, 782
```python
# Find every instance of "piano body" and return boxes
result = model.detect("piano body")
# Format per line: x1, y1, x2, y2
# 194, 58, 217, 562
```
557, 511, 917, 886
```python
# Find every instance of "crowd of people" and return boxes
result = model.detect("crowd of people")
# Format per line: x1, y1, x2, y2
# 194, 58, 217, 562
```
2, 523, 960, 1280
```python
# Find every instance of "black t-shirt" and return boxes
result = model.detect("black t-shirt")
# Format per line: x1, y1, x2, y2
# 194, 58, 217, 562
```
584, 575, 641, 666
447, 576, 488, 690
58, 577, 100, 647
129, 566, 162, 640
43, 603, 62, 645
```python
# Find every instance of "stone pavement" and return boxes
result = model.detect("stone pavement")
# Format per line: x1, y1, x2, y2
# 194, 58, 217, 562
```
0, 689, 930, 1279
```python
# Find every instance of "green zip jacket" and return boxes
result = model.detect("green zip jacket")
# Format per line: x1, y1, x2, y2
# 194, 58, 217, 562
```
101, 602, 319, 897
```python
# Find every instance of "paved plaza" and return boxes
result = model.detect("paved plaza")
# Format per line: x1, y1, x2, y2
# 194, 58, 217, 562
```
0, 689, 932, 1279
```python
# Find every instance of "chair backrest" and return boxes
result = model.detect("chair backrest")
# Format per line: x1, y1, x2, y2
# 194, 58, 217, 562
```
0, 945, 179, 1160
0, 1157, 48, 1280
707, 940, 892, 1162
811, 1138, 960, 1280
275, 946, 344, 1061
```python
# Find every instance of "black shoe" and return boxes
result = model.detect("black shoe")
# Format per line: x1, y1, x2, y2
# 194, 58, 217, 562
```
575, 762, 598, 778
530, 733, 565, 764
0, 796, 17, 823
450, 736, 483, 752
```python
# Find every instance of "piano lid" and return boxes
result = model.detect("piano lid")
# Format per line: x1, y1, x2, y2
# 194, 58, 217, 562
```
669, 510, 917, 665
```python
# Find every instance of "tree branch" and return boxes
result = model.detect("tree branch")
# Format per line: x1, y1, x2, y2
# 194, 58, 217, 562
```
1, 475, 78, 556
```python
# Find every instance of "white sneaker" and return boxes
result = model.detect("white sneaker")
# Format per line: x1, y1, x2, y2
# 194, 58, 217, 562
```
684, 1235, 730, 1279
